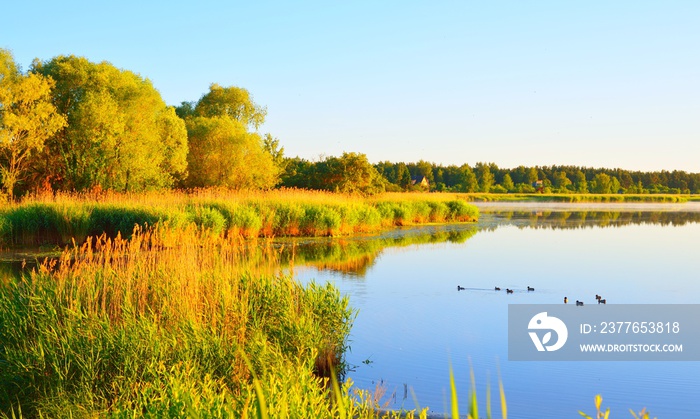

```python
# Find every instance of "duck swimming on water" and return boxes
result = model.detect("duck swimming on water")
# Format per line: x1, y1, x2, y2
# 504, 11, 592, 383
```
576, 300, 584, 306
506, 288, 514, 294
527, 286, 535, 291
495, 286, 501, 291
457, 286, 465, 291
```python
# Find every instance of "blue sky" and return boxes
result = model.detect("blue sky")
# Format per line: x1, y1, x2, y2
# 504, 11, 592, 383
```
2, 1, 699, 172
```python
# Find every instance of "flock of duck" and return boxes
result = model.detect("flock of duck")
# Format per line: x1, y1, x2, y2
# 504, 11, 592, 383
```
456, 285, 608, 305
565, 294, 607, 306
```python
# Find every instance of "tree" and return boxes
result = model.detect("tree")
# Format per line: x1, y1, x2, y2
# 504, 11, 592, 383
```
590, 173, 620, 194
553, 171, 572, 191
396, 162, 411, 190
184, 116, 278, 189
280, 157, 315, 189
527, 167, 539, 184
0, 49, 66, 198
193, 84, 266, 129
475, 162, 494, 193
374, 161, 396, 184
32, 55, 188, 191
460, 164, 479, 192
178, 83, 282, 189
574, 171, 588, 193
263, 133, 285, 170
502, 173, 515, 192
316, 152, 385, 195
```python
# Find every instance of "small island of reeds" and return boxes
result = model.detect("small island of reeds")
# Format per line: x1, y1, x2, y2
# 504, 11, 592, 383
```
0, 189, 479, 247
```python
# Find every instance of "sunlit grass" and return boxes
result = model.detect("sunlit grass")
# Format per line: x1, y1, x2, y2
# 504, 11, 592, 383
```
0, 188, 479, 245
0, 226, 356, 417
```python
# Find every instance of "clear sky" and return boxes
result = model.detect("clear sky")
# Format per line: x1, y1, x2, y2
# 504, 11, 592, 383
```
2, 1, 699, 172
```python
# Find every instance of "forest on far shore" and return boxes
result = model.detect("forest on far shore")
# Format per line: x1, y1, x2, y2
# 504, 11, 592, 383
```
2, 48, 698, 199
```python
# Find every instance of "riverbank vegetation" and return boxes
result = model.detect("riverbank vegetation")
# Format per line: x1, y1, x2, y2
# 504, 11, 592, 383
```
0, 228, 361, 417
0, 189, 478, 246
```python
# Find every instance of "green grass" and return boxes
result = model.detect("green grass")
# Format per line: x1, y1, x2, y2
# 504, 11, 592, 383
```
0, 189, 479, 246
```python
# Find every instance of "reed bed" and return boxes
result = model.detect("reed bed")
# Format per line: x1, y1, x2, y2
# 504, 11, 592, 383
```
0, 189, 479, 246
0, 226, 361, 417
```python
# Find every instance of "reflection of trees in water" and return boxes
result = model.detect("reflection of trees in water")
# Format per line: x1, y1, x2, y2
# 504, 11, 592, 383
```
482, 210, 700, 231
280, 226, 478, 276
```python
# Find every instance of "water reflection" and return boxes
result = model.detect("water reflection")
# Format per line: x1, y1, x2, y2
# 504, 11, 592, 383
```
277, 224, 477, 276
481, 209, 700, 230
285, 205, 700, 278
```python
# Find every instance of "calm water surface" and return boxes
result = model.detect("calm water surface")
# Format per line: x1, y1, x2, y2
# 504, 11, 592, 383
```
293, 202, 700, 418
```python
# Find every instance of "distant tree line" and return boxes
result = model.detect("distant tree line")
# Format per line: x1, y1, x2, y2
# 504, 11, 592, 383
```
2, 48, 698, 198
371, 161, 700, 194
281, 158, 700, 195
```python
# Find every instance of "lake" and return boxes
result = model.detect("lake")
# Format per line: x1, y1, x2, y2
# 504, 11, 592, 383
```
291, 202, 700, 418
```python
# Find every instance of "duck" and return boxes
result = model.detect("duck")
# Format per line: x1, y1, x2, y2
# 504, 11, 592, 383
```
527, 286, 535, 291
495, 286, 501, 291
595, 294, 602, 301
564, 297, 568, 304
506, 288, 514, 294
457, 286, 465, 291
576, 300, 584, 306
598, 298, 606, 304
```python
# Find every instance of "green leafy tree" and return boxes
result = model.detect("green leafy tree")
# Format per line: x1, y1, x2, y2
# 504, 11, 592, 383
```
502, 173, 515, 192
396, 162, 412, 190
280, 157, 314, 189
33, 55, 188, 191
0, 49, 66, 198
527, 167, 539, 184
374, 161, 396, 184
475, 162, 494, 193
590, 173, 621, 194
460, 164, 479, 192
553, 171, 572, 191
574, 170, 588, 193
175, 101, 196, 119
316, 152, 385, 195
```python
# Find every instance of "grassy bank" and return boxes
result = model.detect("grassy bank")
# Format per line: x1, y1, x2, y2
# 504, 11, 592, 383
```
459, 192, 691, 203
0, 189, 479, 246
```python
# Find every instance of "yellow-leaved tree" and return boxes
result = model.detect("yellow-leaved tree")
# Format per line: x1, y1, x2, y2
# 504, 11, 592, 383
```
0, 49, 66, 199
177, 84, 280, 189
